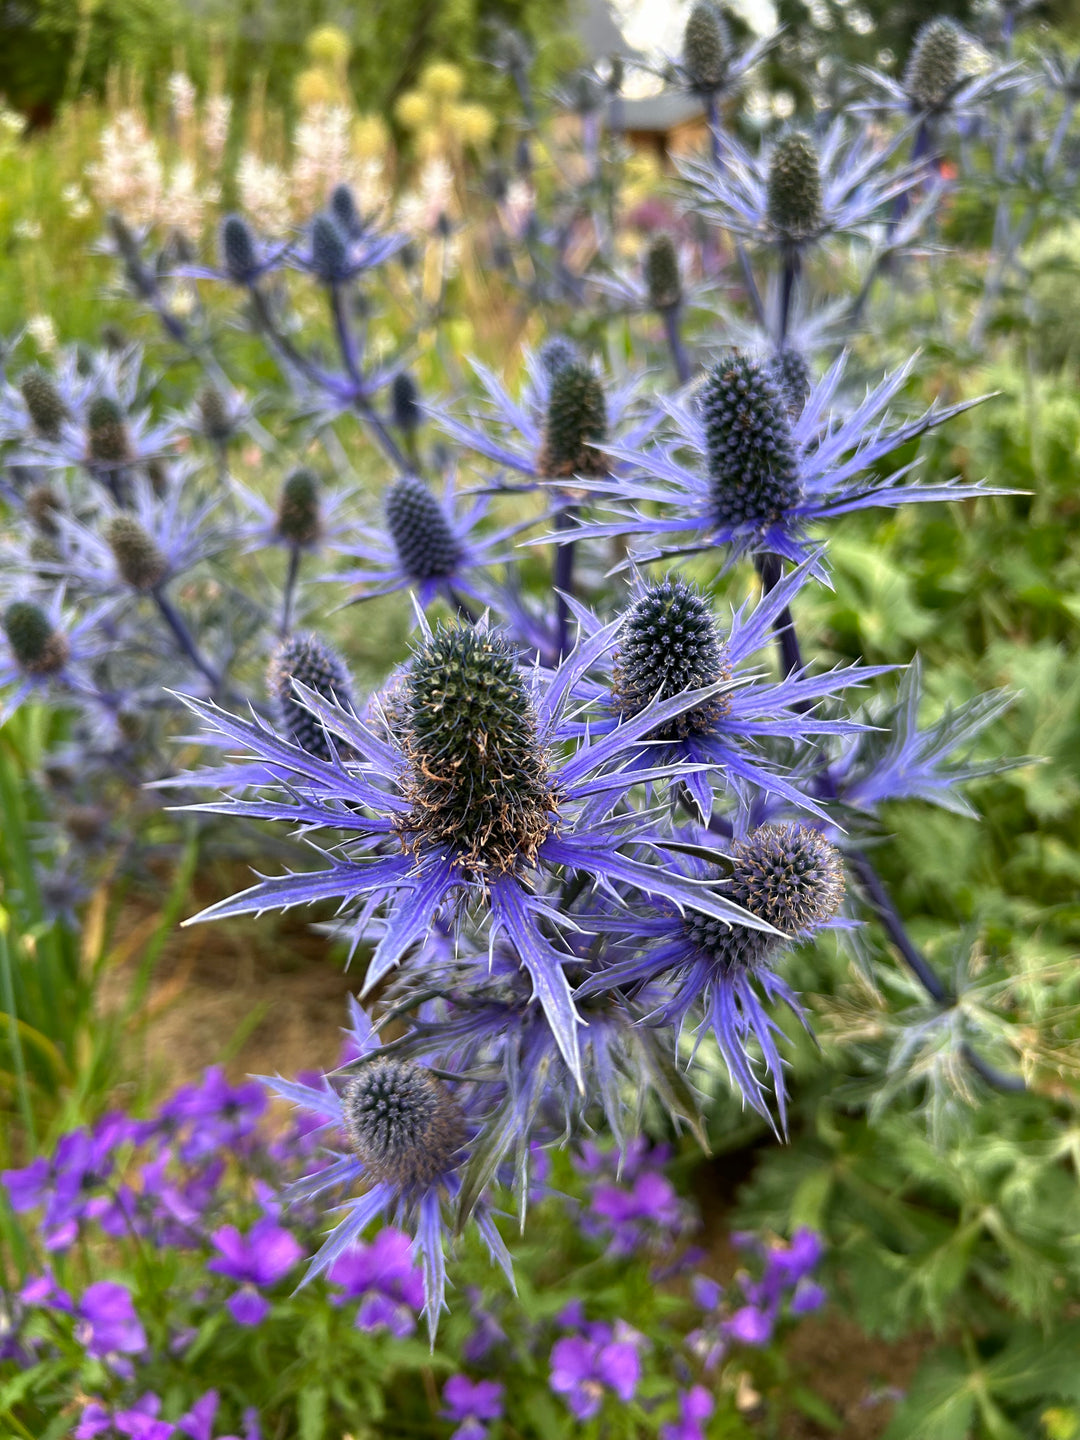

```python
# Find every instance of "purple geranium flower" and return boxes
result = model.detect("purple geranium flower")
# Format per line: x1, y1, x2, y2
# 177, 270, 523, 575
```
441, 1376, 505, 1440
329, 1228, 425, 1337
550, 1329, 641, 1420
660, 1386, 715, 1440
208, 1217, 303, 1325
75, 1281, 147, 1362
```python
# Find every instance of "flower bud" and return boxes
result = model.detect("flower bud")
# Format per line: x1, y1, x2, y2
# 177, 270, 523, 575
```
310, 213, 350, 284
220, 214, 258, 283
644, 234, 682, 312
385, 476, 462, 581
20, 368, 66, 441
700, 353, 802, 527
904, 19, 962, 112
86, 397, 131, 465
3, 602, 69, 675
276, 469, 322, 548
613, 578, 731, 737
267, 633, 354, 762
391, 372, 422, 434
682, 3, 729, 92
766, 132, 824, 242
105, 515, 168, 591
538, 361, 608, 478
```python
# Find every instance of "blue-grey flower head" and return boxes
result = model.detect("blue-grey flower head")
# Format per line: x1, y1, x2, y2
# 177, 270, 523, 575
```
198, 386, 234, 445
220, 214, 259, 283
267, 632, 354, 761
385, 476, 462, 581
20, 368, 66, 441
645, 234, 682, 312
613, 578, 731, 737
701, 352, 802, 527
768, 348, 812, 419
904, 20, 962, 111
330, 182, 363, 239
105, 515, 168, 592
539, 361, 609, 478
391, 371, 422, 434
310, 213, 350, 284
276, 468, 322, 548
766, 132, 824, 242
26, 483, 64, 537
343, 1058, 465, 1188
401, 624, 552, 873
682, 2, 729, 92
3, 602, 69, 675
87, 396, 131, 465
538, 335, 580, 378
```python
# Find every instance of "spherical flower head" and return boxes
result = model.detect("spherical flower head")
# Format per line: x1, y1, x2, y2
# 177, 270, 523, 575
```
310, 213, 350, 285
343, 1058, 465, 1189
701, 353, 801, 528
538, 336, 580, 378
86, 397, 131, 465
267, 633, 354, 761
276, 468, 322, 548
391, 372, 422, 434
768, 348, 812, 420
330, 182, 363, 239
385, 476, 462, 581
19, 367, 66, 441
766, 132, 824, 242
3, 602, 69, 675
105, 515, 168, 592
538, 361, 609, 479
645, 234, 682, 312
613, 578, 731, 738
307, 23, 351, 65
422, 61, 465, 102
198, 386, 233, 445
26, 483, 64, 537
904, 20, 962, 111
220, 214, 259, 284
400, 625, 552, 873
682, 2, 729, 92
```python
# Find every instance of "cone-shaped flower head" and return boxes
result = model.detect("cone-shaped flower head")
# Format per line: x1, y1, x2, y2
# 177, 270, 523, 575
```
682, 2, 729, 91
3, 602, 69, 675
538, 361, 609, 478
766, 132, 824, 242
701, 353, 802, 527
391, 372, 422, 434
613, 578, 731, 738
276, 469, 322, 548
26, 483, 64, 537
267, 633, 354, 762
385, 476, 463, 581
20, 368, 66, 441
198, 386, 233, 446
538, 336, 580, 378
330, 182, 363, 239
768, 349, 812, 419
904, 19, 962, 111
400, 625, 553, 874
686, 823, 844, 970
87, 397, 131, 465
644, 234, 682, 312
310, 213, 350, 284
105, 515, 169, 592
220, 214, 259, 284
342, 1058, 466, 1189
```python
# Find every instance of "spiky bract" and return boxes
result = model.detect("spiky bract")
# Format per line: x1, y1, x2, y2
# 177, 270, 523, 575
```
86, 397, 131, 465
682, 2, 729, 91
267, 633, 354, 762
2, 602, 69, 675
645, 234, 682, 312
20, 368, 66, 441
105, 516, 169, 592
276, 469, 322, 548
766, 133, 824, 242
612, 578, 731, 738
538, 362, 608, 478
768, 349, 812, 419
538, 336, 580, 377
400, 626, 552, 874
310, 214, 350, 284
391, 372, 422, 434
904, 19, 962, 111
342, 1059, 465, 1190
385, 476, 462, 581
701, 353, 802, 527
220, 214, 258, 283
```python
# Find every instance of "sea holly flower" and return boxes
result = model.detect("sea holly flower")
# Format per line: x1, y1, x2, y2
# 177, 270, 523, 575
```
328, 1227, 425, 1336
440, 1376, 504, 1440
549, 1327, 641, 1420
289, 211, 411, 285
261, 998, 513, 1340
208, 1217, 303, 1325
657, 0, 775, 112
0, 593, 115, 725
554, 568, 893, 819
232, 469, 353, 560
171, 613, 781, 1084
856, 19, 1023, 127
267, 633, 355, 764
548, 349, 1001, 570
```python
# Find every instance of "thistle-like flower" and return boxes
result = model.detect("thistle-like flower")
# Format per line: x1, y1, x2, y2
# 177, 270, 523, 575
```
105, 516, 169, 592
268, 633, 354, 762
342, 1059, 466, 1189
644, 234, 683, 312
20, 368, 67, 441
538, 361, 609, 479
765, 134, 825, 243
86, 396, 132, 467
537, 336, 580, 378
904, 20, 962, 112
276, 469, 324, 550
700, 353, 802, 527
768, 349, 812, 418
0, 593, 113, 724
391, 372, 422, 435
3, 602, 69, 676
682, 2, 729, 93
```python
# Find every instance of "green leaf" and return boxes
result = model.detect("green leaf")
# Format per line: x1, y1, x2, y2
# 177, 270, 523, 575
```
882, 1350, 976, 1440
298, 1384, 327, 1440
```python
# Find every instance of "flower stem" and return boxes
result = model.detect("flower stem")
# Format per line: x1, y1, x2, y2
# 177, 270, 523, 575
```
661, 306, 691, 385
281, 545, 301, 637
153, 589, 221, 690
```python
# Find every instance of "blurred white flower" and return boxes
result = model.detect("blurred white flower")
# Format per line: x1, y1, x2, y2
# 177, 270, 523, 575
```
26, 315, 58, 353
397, 156, 454, 234
160, 160, 216, 236
291, 103, 353, 213
87, 111, 164, 227
13, 219, 42, 241
203, 95, 232, 171
237, 153, 292, 234
168, 72, 197, 125
61, 182, 92, 220
0, 106, 25, 139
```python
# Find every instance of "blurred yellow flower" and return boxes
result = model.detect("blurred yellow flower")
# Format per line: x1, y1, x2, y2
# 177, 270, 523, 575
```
306, 25, 352, 66
451, 103, 495, 147
421, 61, 465, 101
414, 127, 445, 161
353, 114, 390, 160
294, 68, 338, 111
395, 91, 431, 131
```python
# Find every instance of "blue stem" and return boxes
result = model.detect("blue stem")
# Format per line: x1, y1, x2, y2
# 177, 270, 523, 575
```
661, 306, 691, 385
